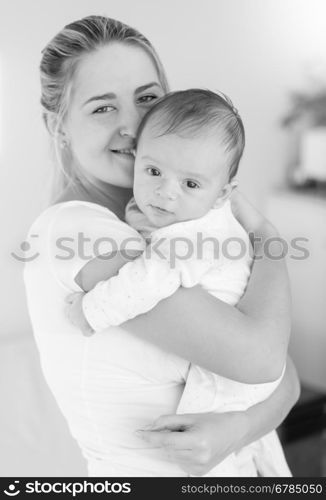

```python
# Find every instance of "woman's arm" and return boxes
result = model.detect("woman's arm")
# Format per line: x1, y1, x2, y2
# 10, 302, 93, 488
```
76, 193, 290, 383
124, 224, 289, 383
137, 357, 300, 476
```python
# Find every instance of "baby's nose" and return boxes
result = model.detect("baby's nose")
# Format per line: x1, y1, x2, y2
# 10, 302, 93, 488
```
155, 180, 179, 200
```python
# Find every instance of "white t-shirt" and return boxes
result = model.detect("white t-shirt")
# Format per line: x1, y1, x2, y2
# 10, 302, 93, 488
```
24, 201, 190, 477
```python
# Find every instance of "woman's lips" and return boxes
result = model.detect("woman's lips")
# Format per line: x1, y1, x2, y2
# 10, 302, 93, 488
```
111, 148, 135, 157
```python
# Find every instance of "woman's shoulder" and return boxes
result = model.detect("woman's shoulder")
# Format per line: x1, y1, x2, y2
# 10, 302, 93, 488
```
31, 200, 117, 226
27, 200, 127, 237
27, 200, 144, 253
24, 200, 145, 292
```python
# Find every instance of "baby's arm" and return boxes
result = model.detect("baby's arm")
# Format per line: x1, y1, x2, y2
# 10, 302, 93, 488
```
80, 232, 212, 332
82, 244, 180, 331
66, 250, 144, 335
76, 249, 143, 292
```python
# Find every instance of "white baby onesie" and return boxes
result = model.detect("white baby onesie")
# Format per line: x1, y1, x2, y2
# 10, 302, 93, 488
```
82, 199, 291, 477
83, 199, 252, 329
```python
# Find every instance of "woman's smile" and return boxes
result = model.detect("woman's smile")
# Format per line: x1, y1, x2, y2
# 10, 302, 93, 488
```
110, 148, 135, 156
110, 148, 136, 165
110, 144, 135, 162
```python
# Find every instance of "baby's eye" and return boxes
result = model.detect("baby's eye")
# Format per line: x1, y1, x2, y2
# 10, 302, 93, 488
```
185, 180, 200, 189
147, 167, 161, 176
137, 95, 158, 105
93, 105, 116, 114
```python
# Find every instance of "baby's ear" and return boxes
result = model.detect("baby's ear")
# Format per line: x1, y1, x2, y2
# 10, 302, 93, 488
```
214, 180, 238, 208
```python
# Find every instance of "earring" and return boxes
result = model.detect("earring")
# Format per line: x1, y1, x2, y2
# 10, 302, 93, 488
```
60, 139, 69, 149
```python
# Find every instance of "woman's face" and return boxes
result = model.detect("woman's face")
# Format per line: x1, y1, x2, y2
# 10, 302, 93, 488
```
62, 43, 165, 188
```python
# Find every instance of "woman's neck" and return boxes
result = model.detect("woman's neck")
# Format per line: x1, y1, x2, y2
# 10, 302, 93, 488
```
54, 176, 133, 220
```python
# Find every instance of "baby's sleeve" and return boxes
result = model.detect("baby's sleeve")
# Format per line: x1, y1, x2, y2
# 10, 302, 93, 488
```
81, 222, 220, 331
47, 202, 145, 292
82, 235, 181, 331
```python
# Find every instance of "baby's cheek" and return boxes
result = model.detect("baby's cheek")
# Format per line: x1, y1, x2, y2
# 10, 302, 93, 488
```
133, 183, 149, 210
203, 188, 220, 207
190, 193, 214, 217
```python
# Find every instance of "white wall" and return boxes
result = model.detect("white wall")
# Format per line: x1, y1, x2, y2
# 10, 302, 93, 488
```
1, 0, 326, 475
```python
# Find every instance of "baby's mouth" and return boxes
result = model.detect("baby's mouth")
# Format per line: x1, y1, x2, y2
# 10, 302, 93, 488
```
149, 204, 174, 215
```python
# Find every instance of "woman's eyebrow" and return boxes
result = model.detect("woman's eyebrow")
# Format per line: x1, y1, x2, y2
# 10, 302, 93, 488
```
82, 83, 160, 107
83, 92, 116, 106
135, 82, 161, 94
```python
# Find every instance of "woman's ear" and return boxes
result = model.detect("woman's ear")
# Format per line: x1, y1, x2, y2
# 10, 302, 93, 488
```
214, 180, 238, 208
230, 178, 239, 191
43, 112, 69, 143
43, 111, 58, 136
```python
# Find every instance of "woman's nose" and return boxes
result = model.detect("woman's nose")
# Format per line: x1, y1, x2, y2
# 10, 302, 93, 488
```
118, 105, 142, 138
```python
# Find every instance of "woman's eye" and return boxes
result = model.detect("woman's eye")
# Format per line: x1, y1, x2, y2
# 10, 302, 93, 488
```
186, 180, 200, 189
93, 105, 115, 114
147, 167, 161, 176
137, 95, 158, 105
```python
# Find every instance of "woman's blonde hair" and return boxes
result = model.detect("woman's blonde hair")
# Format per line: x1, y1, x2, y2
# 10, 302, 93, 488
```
40, 15, 169, 200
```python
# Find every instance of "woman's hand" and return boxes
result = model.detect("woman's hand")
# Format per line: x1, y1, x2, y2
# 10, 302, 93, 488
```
231, 189, 277, 238
65, 292, 94, 336
137, 359, 299, 476
137, 412, 247, 476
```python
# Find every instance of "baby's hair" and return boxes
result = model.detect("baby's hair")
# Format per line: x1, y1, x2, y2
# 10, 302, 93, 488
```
137, 89, 245, 180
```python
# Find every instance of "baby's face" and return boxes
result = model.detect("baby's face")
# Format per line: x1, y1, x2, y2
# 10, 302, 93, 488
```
133, 128, 231, 227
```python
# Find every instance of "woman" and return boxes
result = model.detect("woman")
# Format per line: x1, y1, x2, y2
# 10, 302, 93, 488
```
24, 15, 299, 476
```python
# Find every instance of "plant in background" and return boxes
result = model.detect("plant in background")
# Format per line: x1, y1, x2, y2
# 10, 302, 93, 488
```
282, 59, 326, 129
281, 60, 326, 186
282, 90, 326, 128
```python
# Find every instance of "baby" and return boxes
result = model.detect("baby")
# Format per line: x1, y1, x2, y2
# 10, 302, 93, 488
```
69, 89, 290, 476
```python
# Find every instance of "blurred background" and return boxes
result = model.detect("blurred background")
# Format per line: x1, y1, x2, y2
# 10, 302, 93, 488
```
0, 0, 325, 476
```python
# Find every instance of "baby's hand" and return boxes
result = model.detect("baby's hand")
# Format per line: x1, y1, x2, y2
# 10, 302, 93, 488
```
65, 292, 94, 337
